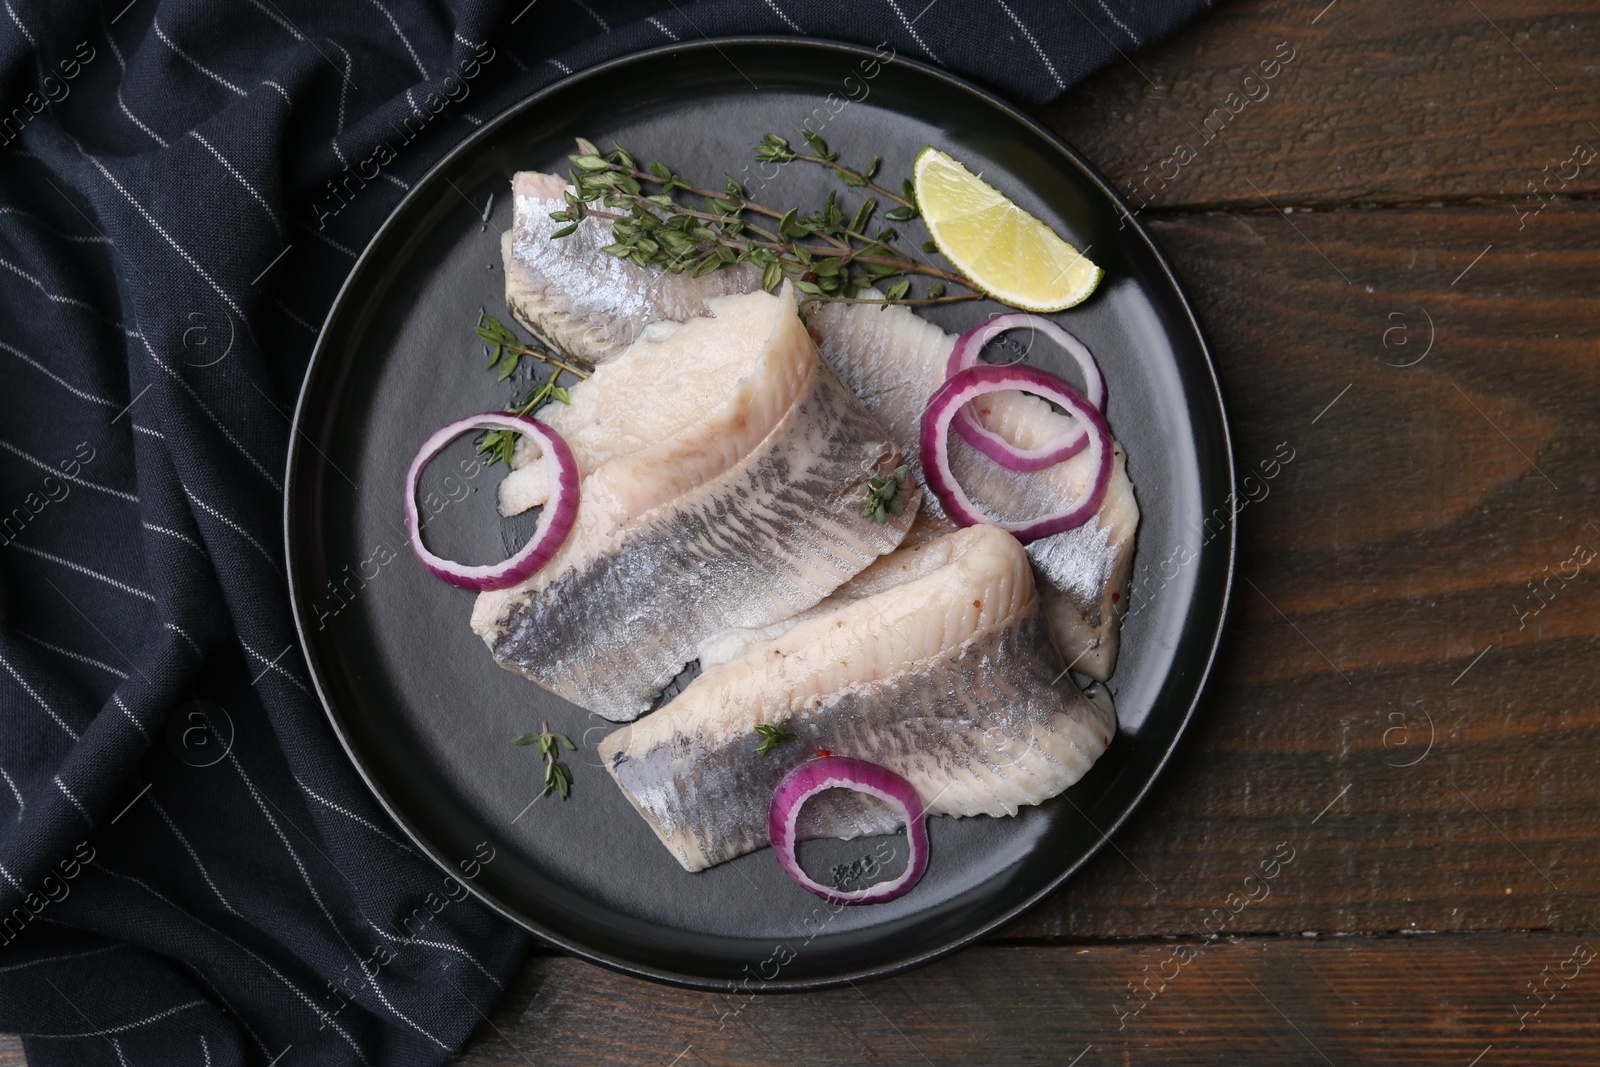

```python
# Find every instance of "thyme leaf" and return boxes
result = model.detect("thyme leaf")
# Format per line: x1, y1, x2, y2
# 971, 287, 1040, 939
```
859, 463, 910, 523
513, 720, 578, 800
754, 719, 796, 756
547, 136, 979, 308
473, 313, 590, 467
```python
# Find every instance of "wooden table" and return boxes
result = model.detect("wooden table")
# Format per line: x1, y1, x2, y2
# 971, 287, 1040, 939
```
5, 3, 1592, 1064
452, 3, 1600, 1063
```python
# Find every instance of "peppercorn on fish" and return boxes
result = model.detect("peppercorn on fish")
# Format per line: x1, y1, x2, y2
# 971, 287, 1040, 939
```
471, 284, 918, 721
599, 524, 1115, 872
502, 171, 759, 365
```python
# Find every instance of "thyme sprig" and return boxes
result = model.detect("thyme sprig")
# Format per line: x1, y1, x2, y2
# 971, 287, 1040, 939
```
548, 135, 979, 308
473, 314, 589, 467
512, 720, 577, 799
859, 463, 910, 523
754, 718, 796, 756
755, 131, 918, 219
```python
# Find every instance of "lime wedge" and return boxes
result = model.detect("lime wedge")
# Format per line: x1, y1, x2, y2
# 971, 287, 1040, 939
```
914, 147, 1103, 312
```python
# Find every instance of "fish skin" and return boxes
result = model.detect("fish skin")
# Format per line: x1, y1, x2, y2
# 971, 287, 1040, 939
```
803, 295, 1139, 681
473, 285, 918, 721
499, 178, 1137, 676
600, 524, 1115, 872
503, 172, 758, 365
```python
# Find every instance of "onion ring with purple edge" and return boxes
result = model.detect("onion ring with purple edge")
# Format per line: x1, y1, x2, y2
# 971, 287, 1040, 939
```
945, 313, 1106, 471
920, 364, 1112, 543
769, 756, 929, 905
405, 413, 579, 591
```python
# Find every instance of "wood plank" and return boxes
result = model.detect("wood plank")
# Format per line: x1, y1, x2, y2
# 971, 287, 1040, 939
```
996, 200, 1600, 938
1034, 0, 1600, 208
0, 1037, 19, 1066
458, 934, 1600, 1065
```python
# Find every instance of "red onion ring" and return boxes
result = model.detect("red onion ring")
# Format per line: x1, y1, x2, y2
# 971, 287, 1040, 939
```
405, 413, 579, 591
945, 314, 1106, 472
769, 756, 929, 905
920, 364, 1112, 543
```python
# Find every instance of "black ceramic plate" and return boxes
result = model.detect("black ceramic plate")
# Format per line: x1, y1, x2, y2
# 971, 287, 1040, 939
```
286, 38, 1233, 992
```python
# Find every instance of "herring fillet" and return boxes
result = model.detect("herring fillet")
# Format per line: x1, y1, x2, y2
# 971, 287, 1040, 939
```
499, 175, 1137, 677
471, 285, 918, 721
804, 296, 1140, 681
600, 524, 1116, 873
503, 171, 758, 365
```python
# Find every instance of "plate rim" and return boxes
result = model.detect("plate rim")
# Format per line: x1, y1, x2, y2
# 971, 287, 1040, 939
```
285, 35, 1237, 992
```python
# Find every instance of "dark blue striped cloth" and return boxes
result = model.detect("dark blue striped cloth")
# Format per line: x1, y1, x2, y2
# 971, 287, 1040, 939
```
0, 1, 1211, 1064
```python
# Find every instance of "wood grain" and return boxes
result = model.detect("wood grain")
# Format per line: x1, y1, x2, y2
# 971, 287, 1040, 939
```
1035, 0, 1600, 209
457, 935, 1600, 1065
1000, 200, 1600, 939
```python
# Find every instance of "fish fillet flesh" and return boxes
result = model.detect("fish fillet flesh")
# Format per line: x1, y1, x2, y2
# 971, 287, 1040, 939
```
599, 523, 1115, 872
499, 177, 1137, 677
804, 296, 1139, 681
471, 284, 918, 721
502, 171, 758, 365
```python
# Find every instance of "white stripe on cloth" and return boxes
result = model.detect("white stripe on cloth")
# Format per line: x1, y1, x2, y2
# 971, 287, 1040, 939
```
569, 0, 610, 31
241, 641, 310, 696
140, 336, 281, 490
5, 542, 157, 603
0, 438, 138, 502
295, 776, 417, 856
0, 648, 81, 740
118, 89, 168, 148
149, 793, 242, 916
165, 622, 202, 658
0, 764, 23, 818
54, 775, 92, 822
83, 152, 249, 325
362, 917, 502, 990
366, 0, 428, 77
763, 0, 803, 32
32, 999, 205, 1039
328, 40, 354, 135
249, 0, 303, 40
0, 206, 111, 244
1094, 0, 1141, 44
0, 255, 131, 332
94, 862, 372, 1064
143, 522, 206, 555
885, 0, 939, 60
995, 0, 1065, 89
0, 860, 22, 890
0, 943, 123, 973
223, 748, 451, 1050
188, 131, 285, 241
19, 632, 130, 679
112, 693, 148, 740
182, 488, 282, 576
294, 219, 357, 259
0, 646, 79, 739
153, 17, 248, 96
0, 339, 118, 407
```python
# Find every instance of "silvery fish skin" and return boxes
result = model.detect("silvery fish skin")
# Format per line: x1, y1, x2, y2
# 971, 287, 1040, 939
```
600, 524, 1116, 872
803, 295, 1139, 680
499, 182, 1136, 676
503, 171, 758, 365
471, 285, 918, 721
